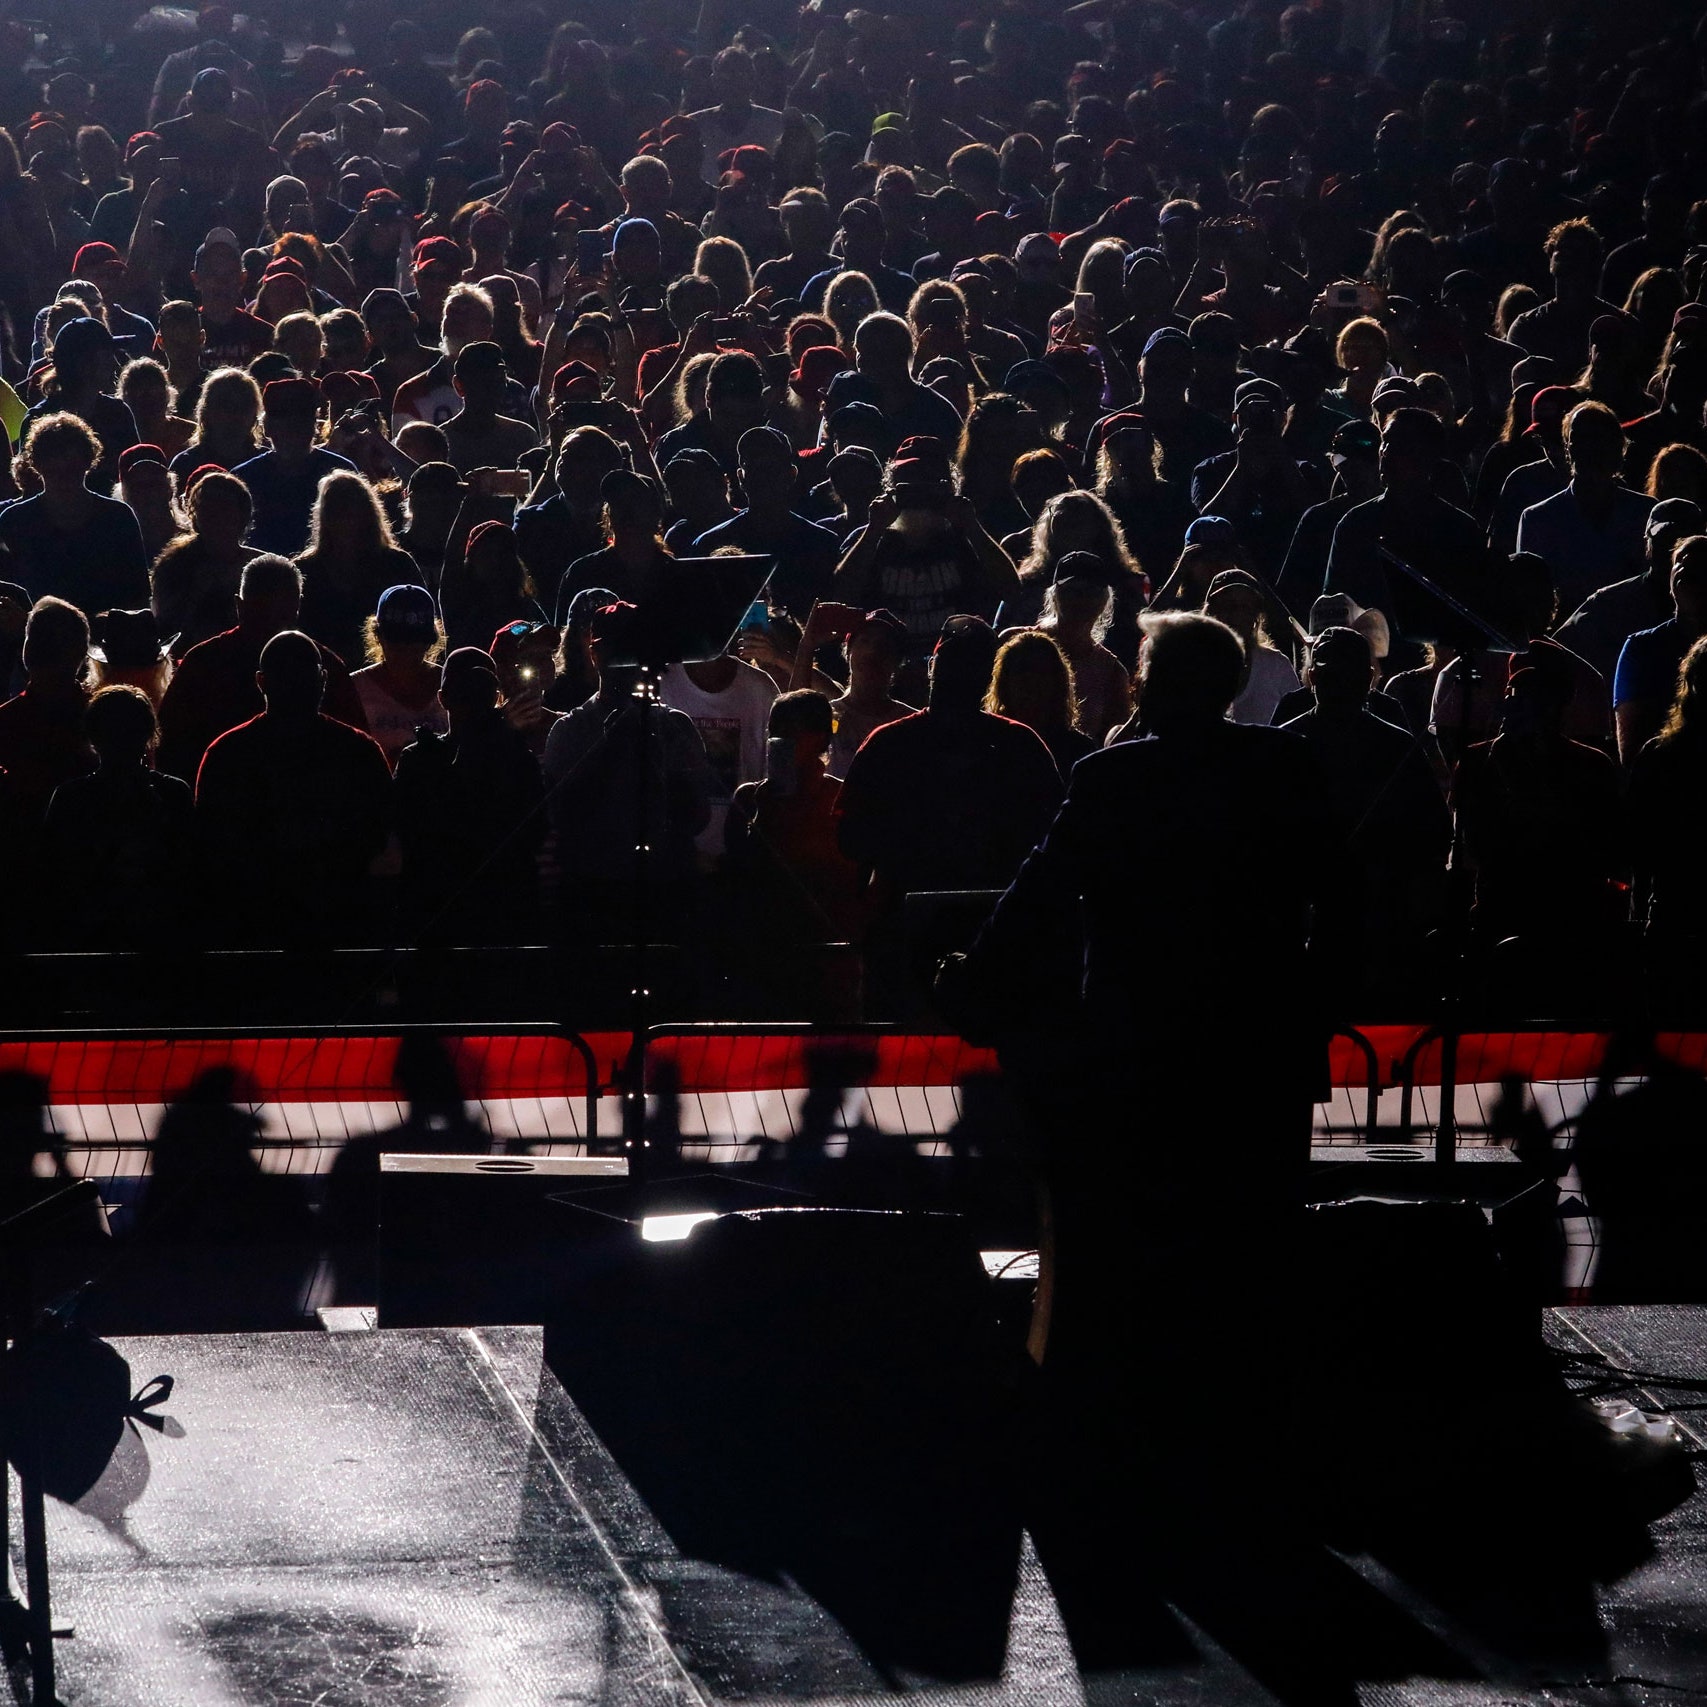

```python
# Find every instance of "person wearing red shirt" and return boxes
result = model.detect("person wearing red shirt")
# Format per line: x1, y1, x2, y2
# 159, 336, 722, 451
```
156, 554, 367, 784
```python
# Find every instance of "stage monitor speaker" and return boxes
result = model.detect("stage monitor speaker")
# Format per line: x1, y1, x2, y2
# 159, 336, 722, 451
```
377, 1153, 627, 1327
543, 1206, 1022, 1679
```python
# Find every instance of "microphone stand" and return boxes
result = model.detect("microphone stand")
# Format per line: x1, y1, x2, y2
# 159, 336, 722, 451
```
1377, 547, 1520, 1171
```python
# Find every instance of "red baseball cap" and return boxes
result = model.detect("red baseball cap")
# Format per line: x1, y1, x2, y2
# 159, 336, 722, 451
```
117, 443, 168, 477
72, 242, 122, 276
412, 235, 464, 274
550, 360, 603, 403
790, 345, 851, 401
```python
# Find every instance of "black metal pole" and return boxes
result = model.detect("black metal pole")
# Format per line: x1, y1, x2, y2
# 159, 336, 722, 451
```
624, 673, 656, 1181
18, 1429, 53, 1704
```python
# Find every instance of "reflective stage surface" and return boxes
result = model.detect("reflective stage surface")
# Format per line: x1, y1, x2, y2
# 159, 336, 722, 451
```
18, 1313, 1707, 1705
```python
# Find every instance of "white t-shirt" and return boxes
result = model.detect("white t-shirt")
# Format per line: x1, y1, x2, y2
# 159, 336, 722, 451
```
659, 659, 777, 856
1230, 644, 1301, 726
685, 104, 786, 181
351, 666, 448, 766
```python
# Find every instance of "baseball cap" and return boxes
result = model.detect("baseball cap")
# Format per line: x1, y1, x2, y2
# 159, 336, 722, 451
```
663, 448, 724, 478
855, 608, 908, 648
791, 344, 852, 400
1649, 498, 1704, 539
826, 400, 888, 444
452, 340, 507, 380
1003, 358, 1070, 397
550, 360, 602, 403
343, 97, 385, 124
52, 317, 117, 363
600, 467, 659, 508
195, 227, 242, 266
117, 443, 168, 477
888, 435, 951, 486
322, 368, 382, 415
262, 376, 320, 414
1053, 550, 1113, 586
1371, 374, 1419, 410
1099, 411, 1152, 442
440, 646, 500, 693
1233, 377, 1286, 412
1330, 419, 1381, 460
412, 235, 465, 274
375, 583, 438, 640
588, 600, 639, 645
1184, 515, 1238, 549
1525, 384, 1576, 434
71, 242, 121, 277
1142, 326, 1191, 358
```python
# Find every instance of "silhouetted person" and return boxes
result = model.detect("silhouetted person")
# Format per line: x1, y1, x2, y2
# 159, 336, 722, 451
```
1615, 533, 1707, 763
954, 611, 1338, 1668
1281, 626, 1449, 999
1451, 655, 1623, 993
232, 377, 356, 557
157, 553, 368, 783
394, 646, 545, 943
1557, 498, 1699, 683
42, 683, 192, 950
725, 689, 864, 1014
837, 616, 1061, 903
1324, 407, 1492, 663
1575, 1040, 1707, 1300
837, 615, 1061, 1013
322, 1032, 487, 1303
542, 600, 716, 943
108, 1068, 315, 1332
0, 596, 94, 829
0, 1070, 72, 1223
1628, 634, 1707, 1004
193, 628, 392, 945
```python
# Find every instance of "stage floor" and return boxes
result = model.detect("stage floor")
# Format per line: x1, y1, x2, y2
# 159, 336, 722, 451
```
16, 1309, 1707, 1706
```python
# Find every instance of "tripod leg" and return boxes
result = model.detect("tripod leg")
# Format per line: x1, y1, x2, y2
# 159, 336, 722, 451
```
19, 1449, 54, 1704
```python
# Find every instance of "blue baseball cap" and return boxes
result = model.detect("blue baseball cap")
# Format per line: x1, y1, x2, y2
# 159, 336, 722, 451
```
1142, 327, 1190, 357
1184, 515, 1238, 549
375, 583, 438, 639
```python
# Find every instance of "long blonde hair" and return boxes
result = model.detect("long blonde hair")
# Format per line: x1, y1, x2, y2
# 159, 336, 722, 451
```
302, 470, 397, 562
193, 367, 263, 452
985, 629, 1079, 733
1018, 489, 1141, 585
824, 270, 880, 350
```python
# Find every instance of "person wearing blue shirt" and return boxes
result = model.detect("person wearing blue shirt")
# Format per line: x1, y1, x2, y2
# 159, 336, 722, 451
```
1614, 536, 1707, 763
800, 199, 919, 316
690, 427, 839, 619
232, 377, 356, 557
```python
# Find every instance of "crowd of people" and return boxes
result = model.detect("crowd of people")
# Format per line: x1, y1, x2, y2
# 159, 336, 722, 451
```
0, 0, 1704, 1018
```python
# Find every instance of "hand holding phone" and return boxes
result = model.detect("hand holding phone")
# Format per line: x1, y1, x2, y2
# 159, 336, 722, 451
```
473, 468, 530, 499
811, 600, 867, 640
574, 228, 608, 277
